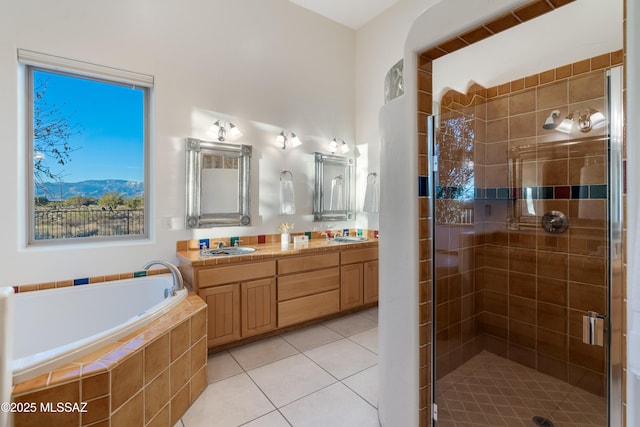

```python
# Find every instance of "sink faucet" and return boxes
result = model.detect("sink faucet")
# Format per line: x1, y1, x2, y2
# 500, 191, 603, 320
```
142, 260, 184, 296
216, 241, 226, 249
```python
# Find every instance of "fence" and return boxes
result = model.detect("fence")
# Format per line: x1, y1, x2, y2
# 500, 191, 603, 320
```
34, 208, 144, 240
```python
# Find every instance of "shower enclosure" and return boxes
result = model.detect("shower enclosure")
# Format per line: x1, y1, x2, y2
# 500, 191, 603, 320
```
429, 64, 623, 426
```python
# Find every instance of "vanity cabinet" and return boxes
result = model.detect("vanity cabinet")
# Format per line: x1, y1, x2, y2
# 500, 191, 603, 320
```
340, 247, 379, 310
277, 253, 340, 327
196, 261, 276, 346
179, 242, 378, 350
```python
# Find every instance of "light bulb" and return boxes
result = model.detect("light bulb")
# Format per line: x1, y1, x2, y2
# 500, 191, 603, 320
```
339, 141, 350, 154
226, 123, 242, 140
329, 138, 338, 153
291, 133, 302, 148
209, 120, 221, 135
556, 115, 574, 133
589, 110, 607, 129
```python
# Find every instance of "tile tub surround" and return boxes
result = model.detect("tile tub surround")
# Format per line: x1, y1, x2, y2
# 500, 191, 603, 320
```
11, 293, 207, 427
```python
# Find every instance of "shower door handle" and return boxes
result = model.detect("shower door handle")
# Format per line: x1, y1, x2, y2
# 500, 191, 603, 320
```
582, 311, 605, 346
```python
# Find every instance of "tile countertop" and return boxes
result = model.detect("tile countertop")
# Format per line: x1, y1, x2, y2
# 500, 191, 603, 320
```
177, 238, 378, 267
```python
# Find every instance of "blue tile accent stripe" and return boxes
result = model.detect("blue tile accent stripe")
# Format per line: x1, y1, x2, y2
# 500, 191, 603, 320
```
539, 186, 553, 199
418, 176, 429, 197
73, 278, 89, 286
134, 271, 147, 278
497, 188, 510, 199
590, 184, 607, 199
571, 185, 589, 199
436, 184, 608, 200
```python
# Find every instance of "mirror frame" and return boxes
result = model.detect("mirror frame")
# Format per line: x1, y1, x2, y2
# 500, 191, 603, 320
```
185, 137, 251, 228
313, 152, 353, 221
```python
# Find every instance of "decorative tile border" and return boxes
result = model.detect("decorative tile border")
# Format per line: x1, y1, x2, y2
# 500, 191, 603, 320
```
176, 228, 379, 252
12, 268, 169, 294
12, 229, 379, 292
434, 184, 607, 200
418, 176, 429, 197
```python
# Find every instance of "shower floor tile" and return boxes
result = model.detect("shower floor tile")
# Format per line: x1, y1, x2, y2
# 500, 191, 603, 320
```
436, 351, 607, 427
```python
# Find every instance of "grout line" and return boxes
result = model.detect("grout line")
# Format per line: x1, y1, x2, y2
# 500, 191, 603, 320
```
202, 314, 380, 426
340, 366, 379, 410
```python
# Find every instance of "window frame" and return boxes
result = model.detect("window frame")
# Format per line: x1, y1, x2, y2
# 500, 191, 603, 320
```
19, 49, 153, 246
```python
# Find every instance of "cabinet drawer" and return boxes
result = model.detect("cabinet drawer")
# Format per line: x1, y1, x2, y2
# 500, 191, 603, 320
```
198, 261, 276, 287
341, 247, 378, 264
278, 252, 339, 275
278, 290, 340, 327
277, 267, 339, 301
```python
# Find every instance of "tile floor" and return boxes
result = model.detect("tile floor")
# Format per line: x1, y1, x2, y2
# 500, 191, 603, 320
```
436, 351, 607, 427
177, 308, 380, 427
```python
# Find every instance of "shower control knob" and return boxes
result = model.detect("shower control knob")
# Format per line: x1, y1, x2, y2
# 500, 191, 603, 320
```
540, 211, 568, 233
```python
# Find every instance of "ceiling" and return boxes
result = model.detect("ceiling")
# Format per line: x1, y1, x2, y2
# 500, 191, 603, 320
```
288, 0, 400, 30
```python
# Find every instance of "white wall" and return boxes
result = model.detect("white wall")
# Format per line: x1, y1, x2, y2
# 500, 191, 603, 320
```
354, 0, 436, 232
432, 0, 622, 101
0, 0, 356, 285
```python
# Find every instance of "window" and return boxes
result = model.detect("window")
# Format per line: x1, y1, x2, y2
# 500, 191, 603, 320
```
19, 49, 152, 245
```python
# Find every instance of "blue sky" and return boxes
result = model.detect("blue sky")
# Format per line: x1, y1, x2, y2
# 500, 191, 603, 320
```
34, 69, 145, 183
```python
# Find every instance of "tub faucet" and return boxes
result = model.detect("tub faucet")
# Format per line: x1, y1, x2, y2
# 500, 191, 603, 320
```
142, 260, 184, 296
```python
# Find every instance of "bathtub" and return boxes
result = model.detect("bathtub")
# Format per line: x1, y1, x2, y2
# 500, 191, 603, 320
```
10, 273, 187, 384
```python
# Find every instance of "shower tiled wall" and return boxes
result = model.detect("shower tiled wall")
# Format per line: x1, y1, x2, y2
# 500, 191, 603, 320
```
415, 1, 628, 425
477, 60, 617, 397
434, 53, 621, 398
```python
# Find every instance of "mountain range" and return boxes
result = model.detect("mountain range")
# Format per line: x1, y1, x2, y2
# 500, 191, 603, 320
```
35, 179, 144, 201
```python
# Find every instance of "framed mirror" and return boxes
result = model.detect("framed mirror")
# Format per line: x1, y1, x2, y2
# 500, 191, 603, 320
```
313, 152, 353, 221
185, 138, 251, 228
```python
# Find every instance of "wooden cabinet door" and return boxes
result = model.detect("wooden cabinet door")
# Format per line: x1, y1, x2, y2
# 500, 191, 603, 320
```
341, 263, 363, 310
363, 260, 379, 304
241, 277, 276, 337
200, 284, 240, 347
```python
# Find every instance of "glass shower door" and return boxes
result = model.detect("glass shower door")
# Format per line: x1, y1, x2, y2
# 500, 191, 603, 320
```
430, 65, 623, 426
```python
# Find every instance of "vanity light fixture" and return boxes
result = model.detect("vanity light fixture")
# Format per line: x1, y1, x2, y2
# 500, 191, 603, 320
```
209, 120, 242, 142
549, 108, 607, 134
579, 108, 607, 132
276, 130, 302, 150
542, 110, 561, 130
329, 138, 350, 154
556, 113, 574, 133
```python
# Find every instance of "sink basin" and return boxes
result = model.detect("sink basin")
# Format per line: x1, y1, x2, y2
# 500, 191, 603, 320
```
200, 247, 257, 256
332, 236, 368, 243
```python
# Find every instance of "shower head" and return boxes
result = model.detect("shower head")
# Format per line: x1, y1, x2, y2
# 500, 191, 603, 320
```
542, 110, 561, 130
